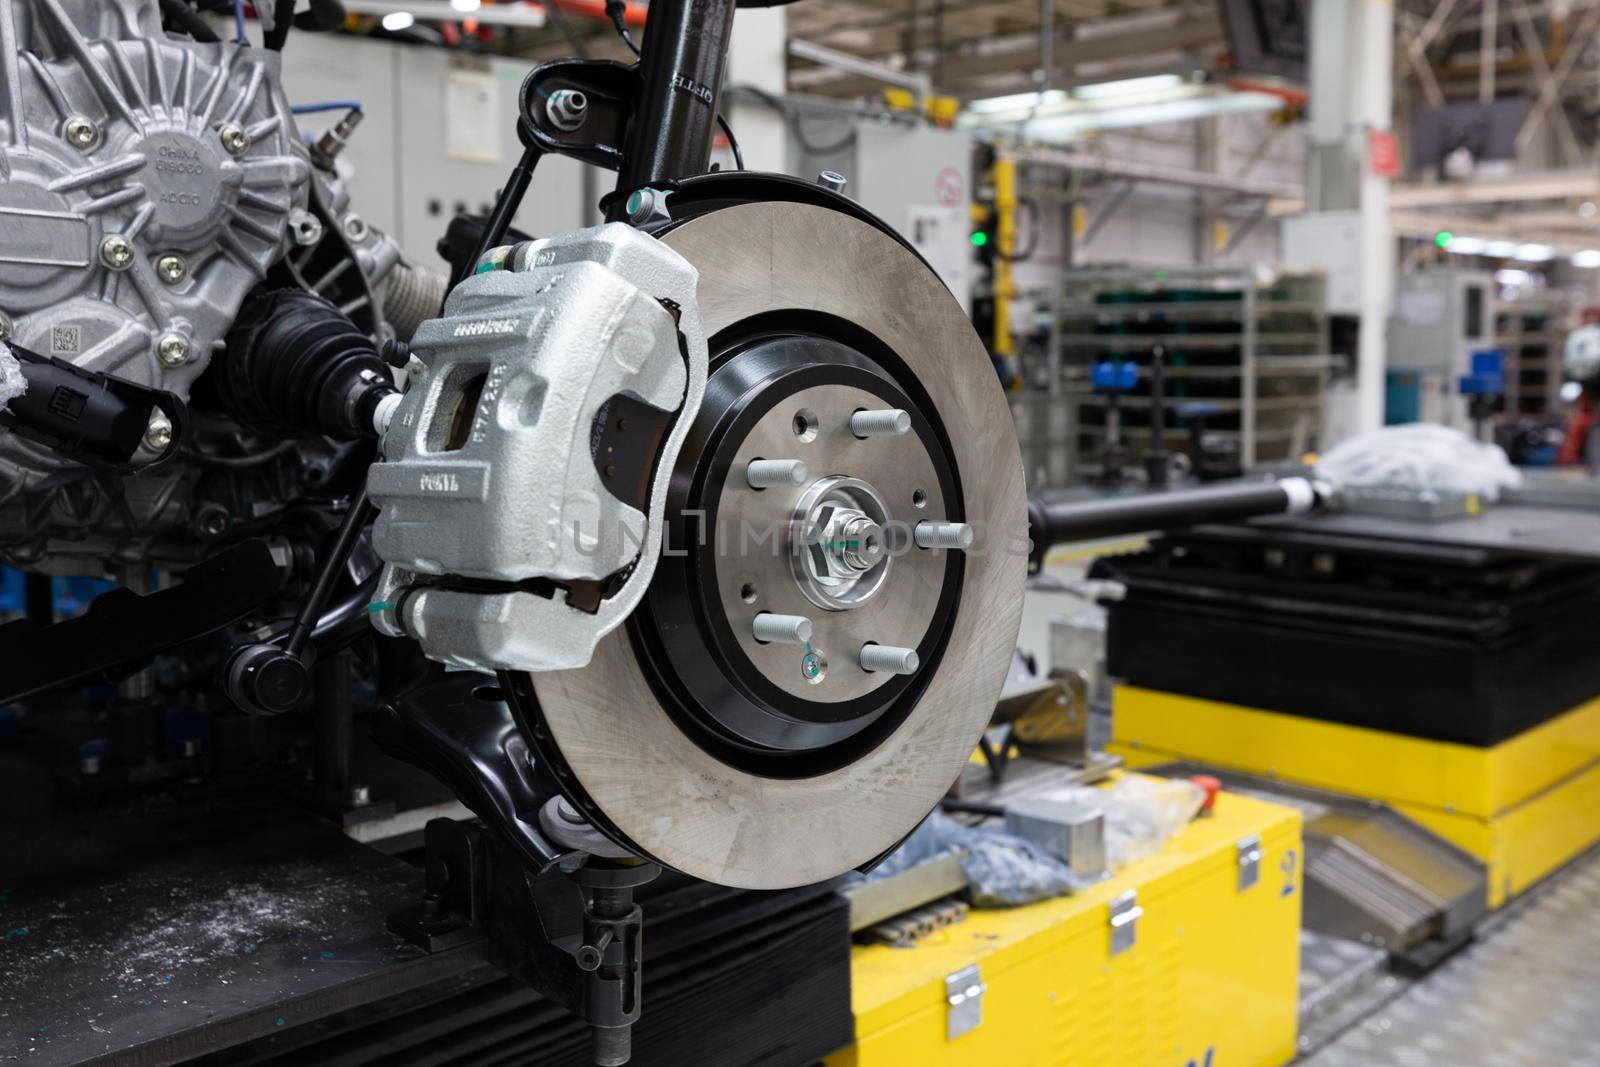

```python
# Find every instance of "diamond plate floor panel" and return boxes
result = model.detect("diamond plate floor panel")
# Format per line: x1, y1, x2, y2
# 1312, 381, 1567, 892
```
1301, 848, 1600, 1067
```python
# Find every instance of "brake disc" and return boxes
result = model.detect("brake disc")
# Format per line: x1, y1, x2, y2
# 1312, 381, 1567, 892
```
527, 200, 1028, 890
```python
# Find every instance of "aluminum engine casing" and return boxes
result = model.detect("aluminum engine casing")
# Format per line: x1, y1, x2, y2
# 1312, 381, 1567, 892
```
0, 0, 309, 491
368, 224, 706, 672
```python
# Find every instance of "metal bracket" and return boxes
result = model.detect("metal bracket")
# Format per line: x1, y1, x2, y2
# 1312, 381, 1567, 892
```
945, 964, 985, 1040
1108, 889, 1142, 956
1237, 834, 1263, 891
518, 58, 640, 171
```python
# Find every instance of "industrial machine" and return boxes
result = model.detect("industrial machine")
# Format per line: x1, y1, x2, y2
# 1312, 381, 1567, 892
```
1096, 476, 1600, 911
1386, 266, 1496, 429
0, 3, 1335, 1064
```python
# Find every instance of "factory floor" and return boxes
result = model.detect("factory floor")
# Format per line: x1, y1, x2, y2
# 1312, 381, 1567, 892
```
1298, 844, 1600, 1066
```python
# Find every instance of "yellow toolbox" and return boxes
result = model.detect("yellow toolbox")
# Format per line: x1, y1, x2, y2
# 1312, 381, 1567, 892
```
827, 781, 1303, 1067
1111, 685, 1600, 907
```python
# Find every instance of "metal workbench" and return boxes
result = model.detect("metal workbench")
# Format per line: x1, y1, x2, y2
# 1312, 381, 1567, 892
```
0, 802, 485, 1065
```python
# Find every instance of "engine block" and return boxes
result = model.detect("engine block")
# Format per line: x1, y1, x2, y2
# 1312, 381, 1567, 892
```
0, 0, 310, 490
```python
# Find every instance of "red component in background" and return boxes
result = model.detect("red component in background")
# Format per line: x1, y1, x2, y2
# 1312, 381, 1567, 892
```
935, 166, 965, 208
1368, 130, 1401, 179
1190, 774, 1222, 813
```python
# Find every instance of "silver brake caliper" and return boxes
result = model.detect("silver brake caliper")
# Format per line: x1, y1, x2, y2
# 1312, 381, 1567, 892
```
367, 223, 706, 671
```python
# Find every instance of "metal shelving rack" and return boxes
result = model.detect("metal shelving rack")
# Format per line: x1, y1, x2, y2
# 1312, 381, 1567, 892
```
1030, 266, 1333, 482
1495, 291, 1570, 416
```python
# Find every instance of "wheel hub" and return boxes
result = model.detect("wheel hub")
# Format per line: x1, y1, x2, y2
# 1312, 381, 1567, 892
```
794, 475, 893, 610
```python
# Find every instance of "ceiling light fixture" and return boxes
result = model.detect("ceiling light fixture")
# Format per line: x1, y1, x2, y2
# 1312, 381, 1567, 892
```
965, 89, 1068, 114
1072, 73, 1185, 100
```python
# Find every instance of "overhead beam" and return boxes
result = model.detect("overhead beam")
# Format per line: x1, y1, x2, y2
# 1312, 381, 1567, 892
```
1480, 0, 1497, 102
790, 13, 1222, 97
1509, 0, 1584, 162
1516, 1, 1600, 155
787, 37, 931, 91
1081, 178, 1137, 244
1270, 168, 1600, 214
1014, 142, 1300, 199
1388, 208, 1589, 249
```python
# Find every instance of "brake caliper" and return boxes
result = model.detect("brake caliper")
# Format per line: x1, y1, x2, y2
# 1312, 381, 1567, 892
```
368, 223, 706, 671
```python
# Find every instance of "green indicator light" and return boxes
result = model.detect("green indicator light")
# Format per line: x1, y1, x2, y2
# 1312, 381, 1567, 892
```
1436, 231, 1454, 248
971, 231, 988, 248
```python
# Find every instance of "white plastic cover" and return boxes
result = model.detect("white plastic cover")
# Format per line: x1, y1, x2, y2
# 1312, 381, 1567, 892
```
1316, 423, 1523, 502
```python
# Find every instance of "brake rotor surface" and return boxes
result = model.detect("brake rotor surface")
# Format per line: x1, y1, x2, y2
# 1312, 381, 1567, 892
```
529, 200, 1027, 889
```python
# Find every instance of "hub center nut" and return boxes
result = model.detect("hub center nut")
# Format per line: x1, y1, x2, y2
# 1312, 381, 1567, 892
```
830, 511, 885, 574
792, 476, 894, 612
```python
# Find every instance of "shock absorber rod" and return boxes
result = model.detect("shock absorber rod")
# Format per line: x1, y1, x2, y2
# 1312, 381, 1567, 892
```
609, 0, 737, 215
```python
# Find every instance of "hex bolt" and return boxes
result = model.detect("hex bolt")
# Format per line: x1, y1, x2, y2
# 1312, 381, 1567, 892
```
157, 333, 190, 366
746, 458, 809, 490
100, 234, 135, 271
850, 408, 912, 438
624, 186, 671, 226
752, 612, 813, 645
547, 88, 588, 132
914, 521, 974, 550
63, 115, 99, 150
817, 170, 848, 193
288, 208, 323, 246
575, 928, 613, 971
860, 643, 920, 675
217, 121, 251, 157
155, 254, 188, 285
143, 414, 174, 452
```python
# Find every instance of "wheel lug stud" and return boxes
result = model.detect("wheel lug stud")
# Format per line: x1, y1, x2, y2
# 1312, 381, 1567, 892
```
850, 408, 911, 438
914, 521, 973, 550
860, 643, 919, 675
746, 458, 808, 489
753, 612, 812, 645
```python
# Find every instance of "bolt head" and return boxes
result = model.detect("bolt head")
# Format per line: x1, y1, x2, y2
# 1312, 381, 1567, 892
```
156, 254, 188, 285
63, 115, 99, 150
143, 416, 173, 452
218, 122, 251, 157
100, 235, 135, 270
197, 507, 229, 537
625, 187, 670, 225
288, 210, 324, 246
157, 333, 190, 366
